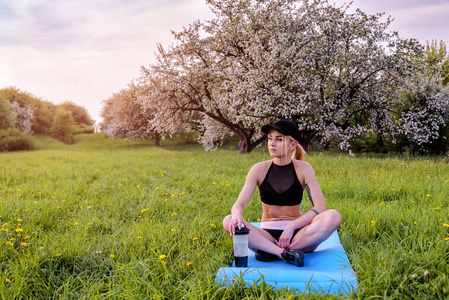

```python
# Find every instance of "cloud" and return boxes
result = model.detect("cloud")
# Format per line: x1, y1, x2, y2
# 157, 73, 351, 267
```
337, 0, 449, 43
386, 2, 449, 43
0, 0, 214, 122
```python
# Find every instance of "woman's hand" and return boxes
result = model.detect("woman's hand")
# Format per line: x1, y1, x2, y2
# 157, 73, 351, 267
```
278, 224, 295, 248
229, 213, 245, 235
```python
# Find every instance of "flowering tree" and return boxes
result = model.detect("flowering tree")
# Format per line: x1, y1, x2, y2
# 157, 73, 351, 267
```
101, 84, 159, 143
136, 0, 443, 152
396, 76, 449, 146
9, 101, 34, 134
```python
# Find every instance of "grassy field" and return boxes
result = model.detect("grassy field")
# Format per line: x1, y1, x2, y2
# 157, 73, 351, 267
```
0, 133, 448, 299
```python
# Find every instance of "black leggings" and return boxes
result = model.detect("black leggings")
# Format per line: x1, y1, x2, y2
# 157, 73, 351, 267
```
264, 228, 302, 243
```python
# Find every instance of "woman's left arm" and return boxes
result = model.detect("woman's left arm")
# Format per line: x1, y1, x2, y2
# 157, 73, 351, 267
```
278, 162, 326, 248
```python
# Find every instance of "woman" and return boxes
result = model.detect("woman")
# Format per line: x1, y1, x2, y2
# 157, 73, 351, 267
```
223, 119, 341, 267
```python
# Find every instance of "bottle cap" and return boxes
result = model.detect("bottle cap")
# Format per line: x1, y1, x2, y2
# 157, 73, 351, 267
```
234, 223, 249, 235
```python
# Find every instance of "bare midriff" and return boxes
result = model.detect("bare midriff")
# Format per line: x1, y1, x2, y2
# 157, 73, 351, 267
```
261, 203, 302, 222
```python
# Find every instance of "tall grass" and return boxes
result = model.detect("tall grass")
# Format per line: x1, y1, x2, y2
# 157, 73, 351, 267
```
0, 133, 448, 299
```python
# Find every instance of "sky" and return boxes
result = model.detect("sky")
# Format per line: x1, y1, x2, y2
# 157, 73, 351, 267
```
1, 0, 448, 123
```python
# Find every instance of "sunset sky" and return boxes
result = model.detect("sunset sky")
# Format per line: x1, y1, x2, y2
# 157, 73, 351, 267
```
1, 0, 448, 123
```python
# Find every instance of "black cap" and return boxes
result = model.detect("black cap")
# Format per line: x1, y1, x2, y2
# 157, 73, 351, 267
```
261, 119, 300, 142
234, 224, 249, 235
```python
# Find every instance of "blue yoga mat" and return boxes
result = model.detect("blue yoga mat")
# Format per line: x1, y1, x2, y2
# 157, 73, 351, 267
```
215, 222, 357, 295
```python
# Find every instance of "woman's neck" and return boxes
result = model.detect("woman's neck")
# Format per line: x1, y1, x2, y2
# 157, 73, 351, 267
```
273, 157, 292, 166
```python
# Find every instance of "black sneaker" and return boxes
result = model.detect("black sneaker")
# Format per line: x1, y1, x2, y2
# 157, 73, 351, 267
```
281, 249, 304, 267
255, 250, 280, 262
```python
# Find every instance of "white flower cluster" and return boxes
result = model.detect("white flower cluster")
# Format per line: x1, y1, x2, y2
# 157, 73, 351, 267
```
9, 101, 34, 134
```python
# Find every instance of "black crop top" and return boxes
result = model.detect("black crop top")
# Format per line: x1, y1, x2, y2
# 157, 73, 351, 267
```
259, 162, 303, 206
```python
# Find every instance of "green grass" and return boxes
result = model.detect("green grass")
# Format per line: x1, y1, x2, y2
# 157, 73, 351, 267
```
0, 133, 448, 299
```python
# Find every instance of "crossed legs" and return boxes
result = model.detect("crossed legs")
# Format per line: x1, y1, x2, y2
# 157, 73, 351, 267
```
222, 209, 341, 256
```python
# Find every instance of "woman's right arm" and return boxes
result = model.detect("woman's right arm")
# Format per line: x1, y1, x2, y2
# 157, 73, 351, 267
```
229, 163, 262, 235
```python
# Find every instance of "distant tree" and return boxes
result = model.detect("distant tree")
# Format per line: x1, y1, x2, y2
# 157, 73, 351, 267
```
0, 87, 56, 134
59, 101, 95, 125
0, 96, 16, 130
387, 43, 449, 154
32, 100, 55, 134
51, 107, 75, 144
101, 84, 159, 144
9, 101, 34, 134
426, 40, 449, 86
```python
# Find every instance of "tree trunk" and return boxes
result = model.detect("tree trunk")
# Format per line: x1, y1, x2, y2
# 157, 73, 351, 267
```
376, 132, 384, 153
154, 132, 160, 146
298, 129, 318, 152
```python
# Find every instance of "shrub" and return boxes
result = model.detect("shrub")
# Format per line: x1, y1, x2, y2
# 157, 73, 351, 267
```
0, 96, 16, 130
0, 129, 35, 152
51, 108, 75, 144
72, 124, 94, 134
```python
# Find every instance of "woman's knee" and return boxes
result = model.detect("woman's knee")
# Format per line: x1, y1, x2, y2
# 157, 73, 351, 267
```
324, 209, 341, 228
222, 215, 232, 232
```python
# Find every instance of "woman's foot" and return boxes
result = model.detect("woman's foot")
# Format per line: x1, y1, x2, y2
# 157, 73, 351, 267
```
281, 249, 304, 267
255, 250, 281, 262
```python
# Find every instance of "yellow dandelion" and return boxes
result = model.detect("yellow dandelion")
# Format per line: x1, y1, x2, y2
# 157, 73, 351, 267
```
371, 220, 375, 226
155, 187, 159, 190
414, 222, 417, 225
171, 213, 177, 217
137, 236, 142, 240
55, 253, 62, 257
427, 194, 431, 197
110, 254, 115, 259
20, 242, 27, 246
5, 278, 10, 283
210, 223, 216, 229
170, 228, 176, 232
443, 224, 449, 228
159, 254, 167, 260
87, 206, 92, 209
17, 219, 22, 222
160, 260, 166, 264
6, 241, 13, 246
171, 195, 175, 198
186, 261, 193, 266
193, 237, 198, 241
15, 228, 23, 233
73, 222, 79, 226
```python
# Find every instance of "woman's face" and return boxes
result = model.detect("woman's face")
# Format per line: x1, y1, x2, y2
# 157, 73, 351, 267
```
267, 129, 295, 158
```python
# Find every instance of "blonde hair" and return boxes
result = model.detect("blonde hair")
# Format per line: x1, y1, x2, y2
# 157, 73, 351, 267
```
292, 141, 306, 161
279, 134, 306, 161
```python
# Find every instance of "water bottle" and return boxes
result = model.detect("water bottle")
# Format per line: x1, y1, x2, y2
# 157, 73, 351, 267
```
233, 224, 249, 267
